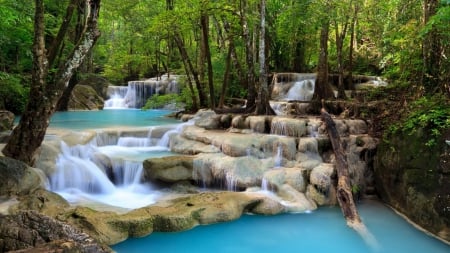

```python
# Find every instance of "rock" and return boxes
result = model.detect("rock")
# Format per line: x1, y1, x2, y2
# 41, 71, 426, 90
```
277, 184, 317, 212
0, 210, 111, 252
263, 167, 307, 193
143, 156, 194, 183
194, 110, 221, 129
375, 128, 450, 242
245, 191, 286, 215
78, 75, 112, 99
0, 157, 46, 197
68, 84, 104, 110
231, 115, 247, 129
271, 117, 307, 137
170, 135, 220, 155
0, 110, 14, 132
245, 116, 269, 133
306, 163, 337, 205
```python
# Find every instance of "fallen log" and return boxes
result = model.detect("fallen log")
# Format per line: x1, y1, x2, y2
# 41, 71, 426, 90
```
320, 107, 361, 226
321, 106, 380, 249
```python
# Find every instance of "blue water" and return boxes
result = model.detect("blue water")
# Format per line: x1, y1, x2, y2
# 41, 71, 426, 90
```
112, 200, 449, 253
15, 109, 179, 130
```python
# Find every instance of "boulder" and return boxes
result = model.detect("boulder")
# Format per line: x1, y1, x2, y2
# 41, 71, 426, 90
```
78, 75, 112, 99
0, 157, 46, 197
143, 155, 194, 183
194, 110, 221, 129
0, 211, 111, 252
0, 110, 14, 132
68, 84, 104, 110
277, 184, 317, 212
306, 163, 337, 205
263, 167, 307, 193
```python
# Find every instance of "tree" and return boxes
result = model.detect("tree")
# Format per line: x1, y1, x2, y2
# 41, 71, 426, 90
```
256, 0, 274, 115
2, 0, 101, 165
313, 16, 335, 101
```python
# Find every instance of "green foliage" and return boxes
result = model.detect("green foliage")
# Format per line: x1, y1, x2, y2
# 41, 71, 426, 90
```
0, 72, 29, 114
143, 94, 181, 110
386, 95, 450, 147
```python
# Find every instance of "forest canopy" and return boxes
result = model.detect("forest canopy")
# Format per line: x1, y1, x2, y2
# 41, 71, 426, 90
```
0, 0, 449, 113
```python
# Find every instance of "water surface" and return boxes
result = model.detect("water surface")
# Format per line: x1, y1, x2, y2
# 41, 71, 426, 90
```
112, 200, 449, 253
39, 109, 178, 130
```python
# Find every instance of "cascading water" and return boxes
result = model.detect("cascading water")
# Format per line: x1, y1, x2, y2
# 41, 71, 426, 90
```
274, 145, 283, 168
48, 125, 184, 209
104, 74, 181, 109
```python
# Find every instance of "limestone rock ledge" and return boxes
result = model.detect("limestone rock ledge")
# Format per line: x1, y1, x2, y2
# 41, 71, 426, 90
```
0, 211, 111, 253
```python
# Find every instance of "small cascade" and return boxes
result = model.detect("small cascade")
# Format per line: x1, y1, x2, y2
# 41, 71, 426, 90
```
226, 172, 238, 191
104, 74, 181, 109
261, 178, 270, 192
285, 80, 315, 101
111, 159, 144, 186
158, 120, 194, 147
50, 142, 116, 194
274, 145, 283, 168
193, 158, 210, 188
104, 86, 128, 108
117, 137, 151, 147
48, 125, 179, 209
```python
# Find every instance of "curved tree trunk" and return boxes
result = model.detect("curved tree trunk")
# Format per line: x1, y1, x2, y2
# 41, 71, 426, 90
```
2, 0, 101, 165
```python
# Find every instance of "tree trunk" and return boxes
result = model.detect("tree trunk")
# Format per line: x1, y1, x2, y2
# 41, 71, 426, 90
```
219, 45, 232, 108
313, 20, 334, 101
200, 12, 215, 109
173, 32, 206, 108
240, 0, 257, 110
334, 17, 348, 99
2, 0, 101, 165
256, 0, 274, 115
320, 107, 361, 226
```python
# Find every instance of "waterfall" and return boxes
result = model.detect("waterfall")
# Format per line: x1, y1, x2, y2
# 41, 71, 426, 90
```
48, 126, 177, 209
285, 80, 315, 101
261, 178, 270, 192
226, 172, 238, 191
271, 73, 316, 101
274, 145, 283, 168
104, 74, 181, 109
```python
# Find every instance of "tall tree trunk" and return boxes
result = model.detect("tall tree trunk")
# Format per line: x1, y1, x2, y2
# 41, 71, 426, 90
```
240, 0, 256, 110
256, 0, 274, 115
200, 12, 215, 109
3, 0, 101, 165
219, 45, 232, 108
334, 17, 349, 99
313, 20, 334, 101
173, 33, 206, 108
348, 5, 359, 91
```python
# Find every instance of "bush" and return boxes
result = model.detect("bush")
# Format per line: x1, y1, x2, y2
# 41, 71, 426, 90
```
385, 94, 450, 147
142, 94, 181, 110
0, 72, 29, 114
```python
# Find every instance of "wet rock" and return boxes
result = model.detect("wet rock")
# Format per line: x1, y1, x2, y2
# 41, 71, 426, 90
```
0, 210, 111, 253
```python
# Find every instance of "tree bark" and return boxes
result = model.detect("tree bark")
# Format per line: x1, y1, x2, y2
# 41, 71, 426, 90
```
240, 0, 257, 110
313, 19, 335, 101
320, 106, 361, 226
200, 11, 215, 109
2, 0, 101, 165
256, 0, 274, 115
173, 32, 206, 108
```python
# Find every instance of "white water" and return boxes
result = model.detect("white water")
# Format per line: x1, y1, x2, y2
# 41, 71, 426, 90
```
49, 126, 183, 209
104, 74, 180, 109
285, 80, 315, 101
